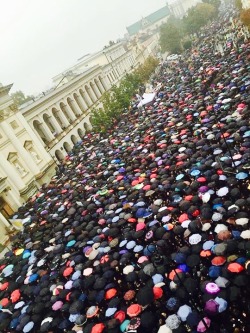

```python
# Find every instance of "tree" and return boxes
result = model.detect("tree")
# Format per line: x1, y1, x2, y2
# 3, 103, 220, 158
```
90, 57, 158, 133
183, 3, 217, 34
202, 0, 221, 10
235, 0, 242, 11
160, 21, 183, 54
240, 9, 250, 30
11, 90, 34, 107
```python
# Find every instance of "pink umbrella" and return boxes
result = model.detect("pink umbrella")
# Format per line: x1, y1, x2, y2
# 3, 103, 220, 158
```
52, 300, 63, 311
197, 317, 211, 332
205, 283, 220, 294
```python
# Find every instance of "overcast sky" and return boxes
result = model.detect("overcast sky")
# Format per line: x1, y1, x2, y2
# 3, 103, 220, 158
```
0, 0, 167, 95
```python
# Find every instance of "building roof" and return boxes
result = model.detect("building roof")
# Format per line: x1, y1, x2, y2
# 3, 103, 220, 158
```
126, 5, 170, 36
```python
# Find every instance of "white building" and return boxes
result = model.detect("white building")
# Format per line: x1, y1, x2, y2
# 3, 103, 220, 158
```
0, 83, 55, 243
167, 0, 202, 18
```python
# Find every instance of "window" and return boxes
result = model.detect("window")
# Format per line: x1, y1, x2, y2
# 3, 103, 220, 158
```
10, 120, 19, 129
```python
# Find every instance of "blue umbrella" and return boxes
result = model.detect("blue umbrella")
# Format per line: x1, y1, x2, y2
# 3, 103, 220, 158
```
66, 240, 76, 247
176, 174, 184, 180
143, 244, 156, 256
203, 240, 214, 250
28, 274, 39, 283
236, 172, 248, 180
172, 253, 187, 264
177, 264, 189, 273
166, 297, 180, 311
208, 266, 221, 278
214, 297, 227, 313
190, 170, 200, 176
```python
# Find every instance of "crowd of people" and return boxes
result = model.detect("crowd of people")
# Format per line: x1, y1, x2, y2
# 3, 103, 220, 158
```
0, 5, 250, 333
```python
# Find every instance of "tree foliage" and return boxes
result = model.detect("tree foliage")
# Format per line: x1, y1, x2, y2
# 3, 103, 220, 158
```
160, 21, 183, 54
11, 90, 34, 107
202, 0, 221, 10
240, 9, 250, 30
91, 56, 158, 133
183, 3, 217, 34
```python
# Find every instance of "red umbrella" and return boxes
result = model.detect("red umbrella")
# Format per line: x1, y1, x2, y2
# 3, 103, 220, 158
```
127, 304, 142, 317
143, 185, 151, 191
63, 267, 73, 277
153, 287, 163, 299
211, 256, 226, 266
197, 177, 206, 183
0, 282, 9, 291
105, 288, 117, 300
200, 250, 212, 258
0, 298, 9, 307
114, 310, 126, 323
227, 263, 244, 273
10, 289, 21, 303
168, 268, 182, 280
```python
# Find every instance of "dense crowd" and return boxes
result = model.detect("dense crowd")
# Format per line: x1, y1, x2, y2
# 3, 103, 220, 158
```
0, 6, 250, 333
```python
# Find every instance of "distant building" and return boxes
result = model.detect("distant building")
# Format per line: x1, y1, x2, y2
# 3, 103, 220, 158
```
167, 0, 202, 18
126, 5, 170, 37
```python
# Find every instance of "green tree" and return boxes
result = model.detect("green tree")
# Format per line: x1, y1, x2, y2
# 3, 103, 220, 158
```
183, 3, 217, 34
11, 90, 34, 106
202, 0, 221, 10
160, 21, 183, 54
90, 57, 158, 133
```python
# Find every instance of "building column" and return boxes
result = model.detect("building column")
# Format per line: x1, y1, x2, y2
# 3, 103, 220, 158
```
55, 104, 71, 128
0, 212, 11, 227
77, 93, 88, 111
71, 98, 83, 115
48, 113, 63, 135
86, 86, 96, 103
93, 83, 102, 99
37, 116, 56, 142
63, 100, 77, 121
81, 90, 92, 107
0, 152, 26, 189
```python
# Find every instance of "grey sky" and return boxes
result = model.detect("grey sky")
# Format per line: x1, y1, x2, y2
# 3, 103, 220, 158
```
0, 0, 167, 95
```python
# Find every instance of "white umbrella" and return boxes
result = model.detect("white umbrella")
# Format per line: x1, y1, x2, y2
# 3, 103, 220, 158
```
236, 218, 249, 226
165, 314, 181, 330
202, 223, 211, 231
216, 187, 229, 197
212, 212, 223, 222
177, 304, 192, 321
240, 230, 250, 239
201, 192, 210, 203
157, 325, 172, 333
189, 234, 202, 245
214, 224, 228, 234
123, 265, 134, 275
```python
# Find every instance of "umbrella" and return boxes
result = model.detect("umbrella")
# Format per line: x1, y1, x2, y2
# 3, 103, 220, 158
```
136, 287, 154, 306
214, 297, 228, 313
216, 187, 229, 197
52, 300, 63, 310
227, 263, 244, 273
157, 325, 172, 333
127, 304, 142, 317
240, 230, 250, 239
165, 314, 181, 330
177, 304, 192, 321
197, 317, 211, 332
189, 234, 202, 245
23, 321, 34, 333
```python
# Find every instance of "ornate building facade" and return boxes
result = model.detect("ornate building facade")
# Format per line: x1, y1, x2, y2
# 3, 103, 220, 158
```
0, 43, 138, 241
